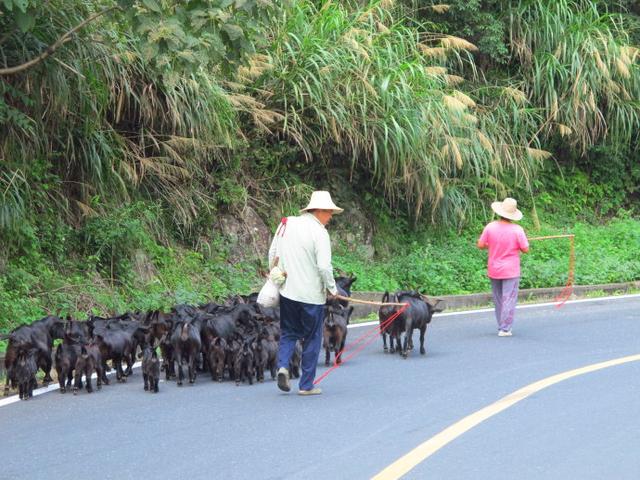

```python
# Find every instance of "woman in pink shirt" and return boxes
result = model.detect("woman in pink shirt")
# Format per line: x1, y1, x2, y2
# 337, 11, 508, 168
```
477, 198, 529, 336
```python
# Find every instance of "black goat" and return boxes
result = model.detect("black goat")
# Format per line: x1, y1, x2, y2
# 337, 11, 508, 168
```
395, 291, 436, 358
141, 345, 160, 393
3, 315, 65, 395
378, 291, 404, 354
233, 337, 255, 386
171, 320, 201, 386
73, 343, 104, 394
55, 341, 81, 394
323, 306, 353, 366
14, 349, 38, 400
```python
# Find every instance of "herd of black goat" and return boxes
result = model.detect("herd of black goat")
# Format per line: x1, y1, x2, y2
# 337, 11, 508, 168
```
2, 275, 440, 400
1, 276, 356, 399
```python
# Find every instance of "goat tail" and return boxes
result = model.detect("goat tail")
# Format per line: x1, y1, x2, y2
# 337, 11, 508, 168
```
180, 324, 189, 342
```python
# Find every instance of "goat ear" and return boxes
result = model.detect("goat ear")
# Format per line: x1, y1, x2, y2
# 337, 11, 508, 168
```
432, 299, 445, 313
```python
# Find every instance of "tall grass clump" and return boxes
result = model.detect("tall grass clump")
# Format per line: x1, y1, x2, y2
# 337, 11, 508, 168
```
510, 0, 640, 153
0, 2, 238, 237
247, 0, 544, 226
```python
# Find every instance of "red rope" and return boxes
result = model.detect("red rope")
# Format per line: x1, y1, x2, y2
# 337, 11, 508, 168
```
553, 235, 575, 308
314, 303, 409, 385
530, 234, 575, 308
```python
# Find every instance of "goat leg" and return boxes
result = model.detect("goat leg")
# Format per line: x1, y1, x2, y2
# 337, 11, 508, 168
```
419, 325, 427, 355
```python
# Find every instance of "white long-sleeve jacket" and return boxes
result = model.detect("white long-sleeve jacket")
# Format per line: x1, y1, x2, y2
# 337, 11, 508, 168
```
268, 213, 338, 305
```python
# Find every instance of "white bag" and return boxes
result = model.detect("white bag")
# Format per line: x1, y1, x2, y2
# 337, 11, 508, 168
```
257, 277, 281, 308
257, 218, 288, 308
269, 263, 287, 287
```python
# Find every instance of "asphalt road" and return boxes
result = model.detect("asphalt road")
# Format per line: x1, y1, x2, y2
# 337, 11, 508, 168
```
1, 295, 639, 480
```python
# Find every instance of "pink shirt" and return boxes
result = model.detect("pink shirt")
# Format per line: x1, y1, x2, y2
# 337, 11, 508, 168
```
478, 221, 529, 279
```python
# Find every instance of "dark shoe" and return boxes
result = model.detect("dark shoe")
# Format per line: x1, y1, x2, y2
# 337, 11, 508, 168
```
277, 367, 290, 392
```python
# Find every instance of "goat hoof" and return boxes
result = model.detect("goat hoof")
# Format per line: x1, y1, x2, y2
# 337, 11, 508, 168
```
87, 389, 93, 394
144, 386, 149, 391
60, 387, 66, 394
420, 348, 426, 355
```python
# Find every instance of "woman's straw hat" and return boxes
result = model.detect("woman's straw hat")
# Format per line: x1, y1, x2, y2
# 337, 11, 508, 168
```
300, 191, 344, 214
491, 197, 523, 221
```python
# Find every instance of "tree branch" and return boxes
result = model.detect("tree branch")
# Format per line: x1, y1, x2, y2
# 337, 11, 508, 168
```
0, 6, 118, 76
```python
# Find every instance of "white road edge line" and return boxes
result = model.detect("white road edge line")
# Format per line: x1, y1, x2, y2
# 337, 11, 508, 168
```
0, 361, 142, 408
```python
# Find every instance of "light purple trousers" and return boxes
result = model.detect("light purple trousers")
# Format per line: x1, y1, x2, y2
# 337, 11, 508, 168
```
490, 277, 520, 332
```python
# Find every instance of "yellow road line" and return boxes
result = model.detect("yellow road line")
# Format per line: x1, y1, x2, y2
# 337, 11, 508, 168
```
372, 353, 640, 480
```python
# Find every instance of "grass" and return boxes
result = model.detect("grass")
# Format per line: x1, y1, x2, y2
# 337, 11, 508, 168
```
333, 215, 640, 296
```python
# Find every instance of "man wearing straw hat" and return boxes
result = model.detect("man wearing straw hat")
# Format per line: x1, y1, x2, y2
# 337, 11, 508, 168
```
477, 197, 529, 336
269, 191, 342, 395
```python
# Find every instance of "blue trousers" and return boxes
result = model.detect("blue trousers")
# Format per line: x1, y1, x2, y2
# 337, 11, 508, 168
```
277, 295, 324, 391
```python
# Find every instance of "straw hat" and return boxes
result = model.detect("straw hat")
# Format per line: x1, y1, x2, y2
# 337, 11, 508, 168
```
300, 191, 344, 214
491, 197, 523, 221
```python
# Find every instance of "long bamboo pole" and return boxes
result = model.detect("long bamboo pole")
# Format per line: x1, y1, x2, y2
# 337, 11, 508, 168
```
334, 294, 407, 307
529, 234, 575, 241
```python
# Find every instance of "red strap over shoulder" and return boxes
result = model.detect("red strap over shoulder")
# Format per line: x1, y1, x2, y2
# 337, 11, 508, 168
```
277, 217, 287, 236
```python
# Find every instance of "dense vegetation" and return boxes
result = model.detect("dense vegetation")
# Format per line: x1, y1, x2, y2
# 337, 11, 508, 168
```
0, 0, 639, 336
